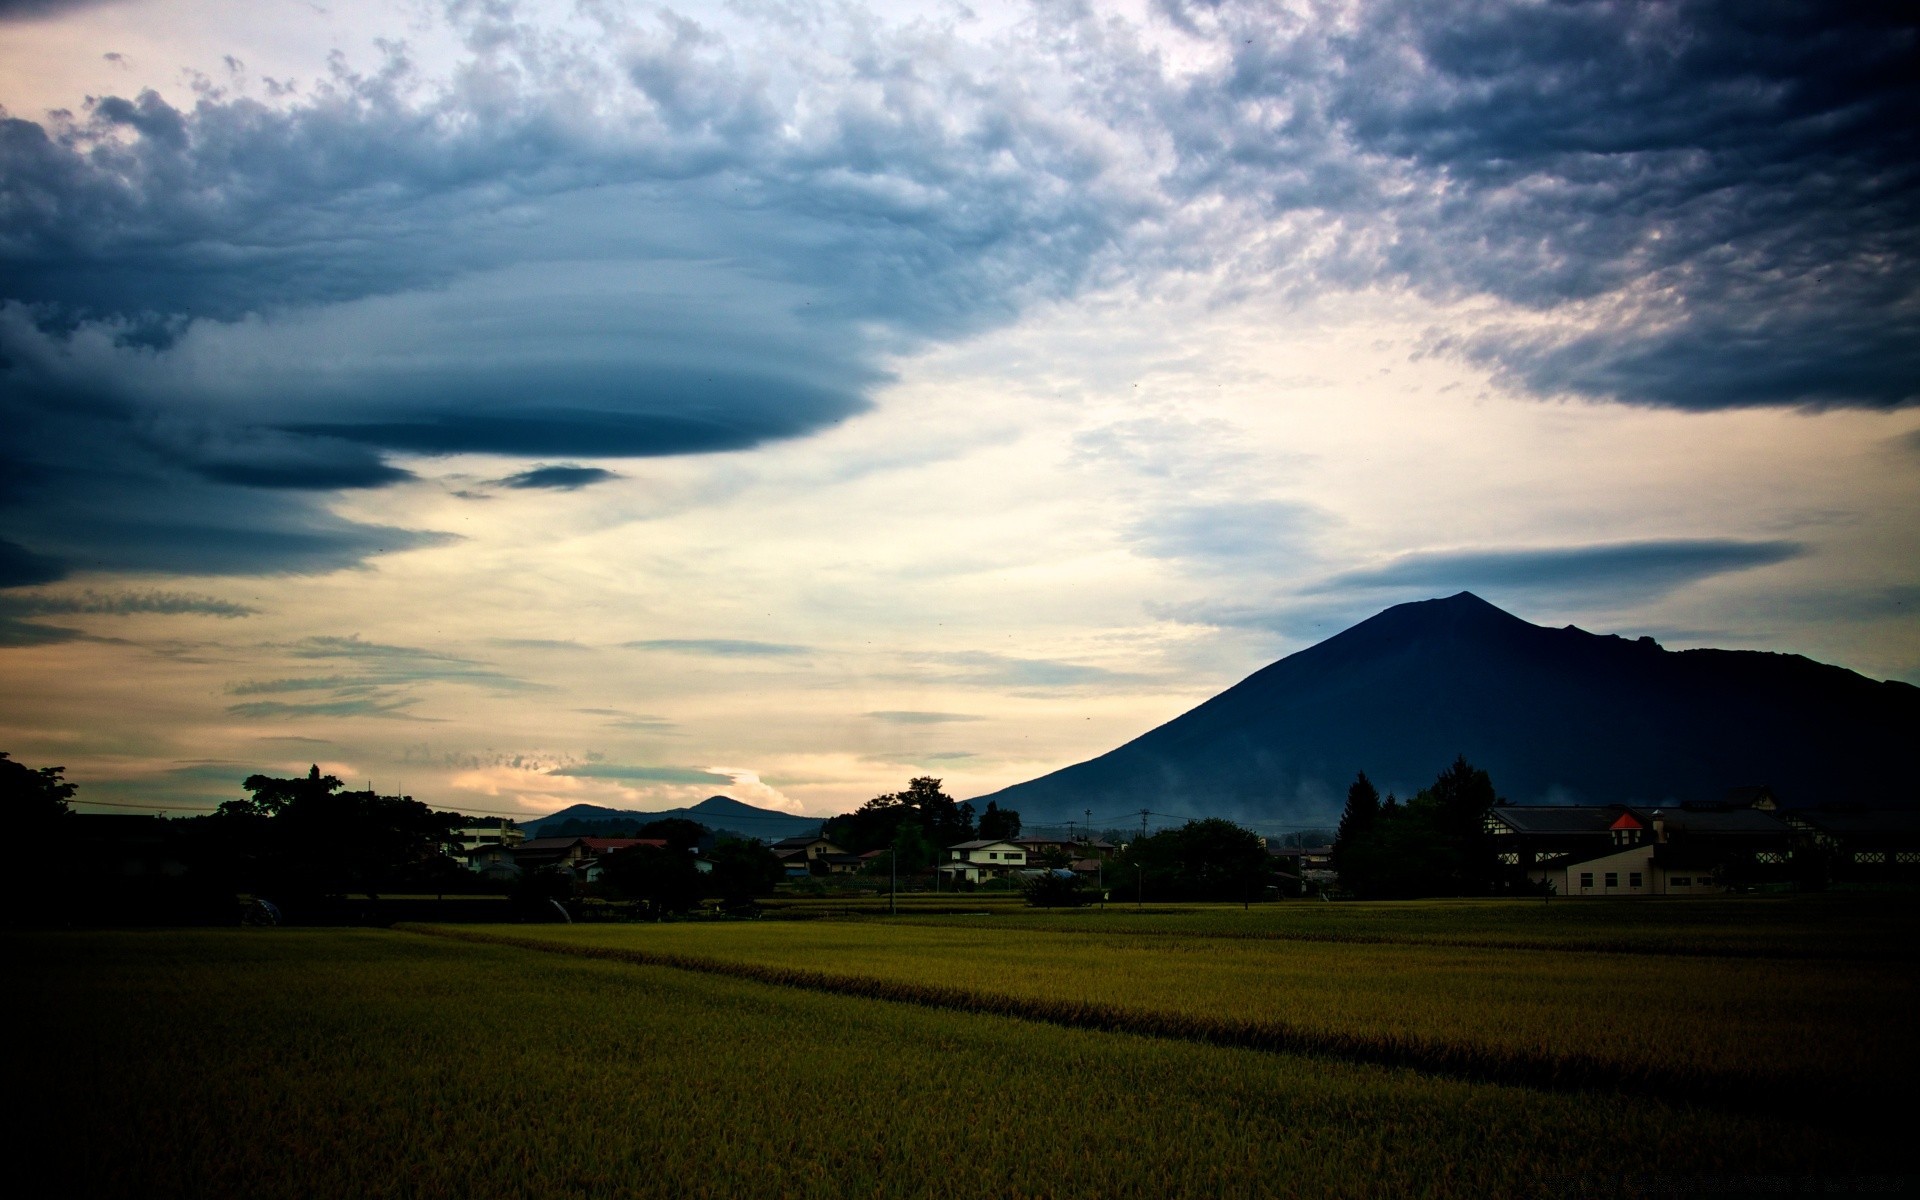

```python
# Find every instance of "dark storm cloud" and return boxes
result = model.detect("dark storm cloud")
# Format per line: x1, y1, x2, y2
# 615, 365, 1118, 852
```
0, 0, 122, 18
1322, 539, 1804, 595
0, 1, 1911, 580
1314, 0, 1918, 408
498, 465, 619, 491
0, 537, 65, 587
0, 588, 254, 615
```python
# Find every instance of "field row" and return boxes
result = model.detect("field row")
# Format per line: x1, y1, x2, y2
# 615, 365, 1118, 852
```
13, 929, 1904, 1199
762, 893, 1920, 961
412, 918, 1913, 1119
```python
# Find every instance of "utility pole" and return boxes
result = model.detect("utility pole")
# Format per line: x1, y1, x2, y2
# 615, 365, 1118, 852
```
890, 849, 897, 916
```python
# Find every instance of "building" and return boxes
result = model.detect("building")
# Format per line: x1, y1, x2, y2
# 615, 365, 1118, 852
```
1780, 807, 1920, 881
445, 816, 525, 856
1520, 803, 1794, 896
939, 839, 1028, 884
771, 835, 847, 877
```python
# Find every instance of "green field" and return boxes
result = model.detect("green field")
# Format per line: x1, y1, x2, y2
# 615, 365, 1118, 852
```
13, 898, 1916, 1198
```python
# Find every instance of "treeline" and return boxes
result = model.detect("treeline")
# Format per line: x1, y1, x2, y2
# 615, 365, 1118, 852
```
1331, 756, 1535, 899
820, 777, 1021, 870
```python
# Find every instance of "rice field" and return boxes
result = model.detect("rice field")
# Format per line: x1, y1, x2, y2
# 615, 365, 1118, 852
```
11, 928, 1906, 1199
17, 898, 1918, 1195
767, 892, 1920, 960
420, 911, 1916, 1117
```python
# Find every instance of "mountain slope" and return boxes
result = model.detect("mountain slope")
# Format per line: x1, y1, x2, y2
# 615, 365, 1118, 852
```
970, 593, 1920, 824
521, 796, 823, 840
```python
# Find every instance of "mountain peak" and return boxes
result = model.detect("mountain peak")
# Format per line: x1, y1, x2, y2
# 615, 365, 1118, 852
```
968, 593, 1919, 822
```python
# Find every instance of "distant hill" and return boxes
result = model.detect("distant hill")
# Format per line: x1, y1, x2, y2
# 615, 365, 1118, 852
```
970, 592, 1920, 826
522, 795, 824, 841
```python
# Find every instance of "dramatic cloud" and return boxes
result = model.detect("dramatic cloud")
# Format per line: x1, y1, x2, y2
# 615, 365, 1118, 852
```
2, 0, 1911, 585
498, 465, 619, 491
0, 588, 255, 616
1324, 539, 1805, 598
221, 635, 537, 720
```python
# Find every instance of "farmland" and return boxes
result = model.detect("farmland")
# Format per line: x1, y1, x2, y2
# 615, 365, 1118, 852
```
12, 897, 1916, 1198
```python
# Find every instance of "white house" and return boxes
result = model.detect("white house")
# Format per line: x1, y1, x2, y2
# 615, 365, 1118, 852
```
939, 839, 1027, 883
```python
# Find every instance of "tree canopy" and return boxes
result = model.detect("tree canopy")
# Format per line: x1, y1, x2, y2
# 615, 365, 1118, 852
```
1330, 757, 1511, 898
1112, 818, 1270, 902
1, 751, 77, 830
823, 776, 975, 856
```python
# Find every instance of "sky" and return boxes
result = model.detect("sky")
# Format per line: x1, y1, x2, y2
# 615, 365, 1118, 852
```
2, 0, 1915, 826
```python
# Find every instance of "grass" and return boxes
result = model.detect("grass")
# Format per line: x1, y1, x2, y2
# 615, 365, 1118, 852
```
418, 911, 1915, 1120
11, 928, 1906, 1199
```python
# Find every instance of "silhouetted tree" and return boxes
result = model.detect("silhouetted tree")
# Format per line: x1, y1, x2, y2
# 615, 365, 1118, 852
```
824, 777, 976, 854
637, 817, 707, 851
1020, 870, 1088, 907
1331, 771, 1380, 876
1331, 758, 1508, 898
1111, 818, 1269, 902
707, 838, 785, 908
204, 766, 460, 907
1, 751, 76, 831
977, 800, 1021, 841
599, 844, 702, 915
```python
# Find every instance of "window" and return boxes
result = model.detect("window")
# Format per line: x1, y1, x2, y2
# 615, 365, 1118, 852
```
1604, 872, 1618, 888
1854, 851, 1886, 864
1579, 872, 1594, 889
1497, 852, 1519, 865
1671, 876, 1693, 887
1755, 851, 1786, 864
1629, 872, 1643, 889
1896, 852, 1919, 865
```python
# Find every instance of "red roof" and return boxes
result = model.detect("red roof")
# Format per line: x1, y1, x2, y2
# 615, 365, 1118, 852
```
1609, 814, 1644, 830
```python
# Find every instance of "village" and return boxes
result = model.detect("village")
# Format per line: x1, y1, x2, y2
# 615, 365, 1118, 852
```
449, 783, 1920, 905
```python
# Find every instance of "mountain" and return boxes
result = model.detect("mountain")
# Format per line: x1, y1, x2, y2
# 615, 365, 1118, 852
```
521, 795, 824, 841
970, 592, 1920, 826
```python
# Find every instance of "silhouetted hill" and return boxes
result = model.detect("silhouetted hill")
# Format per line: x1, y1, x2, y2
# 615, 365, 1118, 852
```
971, 593, 1920, 825
522, 796, 823, 841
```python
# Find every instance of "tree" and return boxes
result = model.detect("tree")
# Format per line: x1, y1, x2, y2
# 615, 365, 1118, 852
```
1, 751, 77, 830
1111, 818, 1270, 902
599, 844, 702, 915
1333, 771, 1380, 851
707, 838, 784, 908
205, 766, 460, 904
978, 800, 1021, 841
823, 777, 976, 855
1020, 870, 1088, 908
1329, 758, 1508, 898
637, 817, 707, 851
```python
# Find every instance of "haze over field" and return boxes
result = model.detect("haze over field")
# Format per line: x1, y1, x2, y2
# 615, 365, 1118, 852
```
2, 0, 1915, 823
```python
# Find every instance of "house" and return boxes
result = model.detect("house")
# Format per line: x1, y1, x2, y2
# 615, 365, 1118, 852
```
512, 836, 667, 883
466, 843, 521, 880
445, 816, 525, 855
939, 839, 1027, 884
1267, 844, 1336, 893
1780, 806, 1920, 880
1524, 804, 1794, 896
771, 835, 846, 877
1013, 835, 1116, 862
